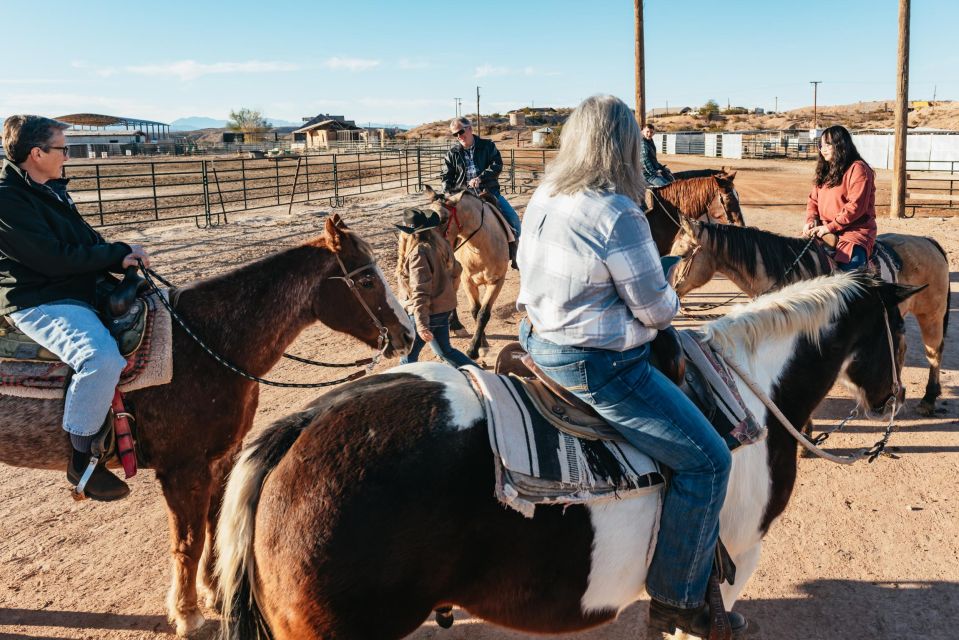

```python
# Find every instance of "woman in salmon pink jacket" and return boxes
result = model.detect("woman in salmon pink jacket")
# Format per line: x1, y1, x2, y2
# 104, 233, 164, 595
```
803, 125, 877, 271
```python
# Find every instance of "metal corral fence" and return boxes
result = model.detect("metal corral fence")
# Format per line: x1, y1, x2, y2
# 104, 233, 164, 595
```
63, 148, 560, 228
69, 138, 453, 159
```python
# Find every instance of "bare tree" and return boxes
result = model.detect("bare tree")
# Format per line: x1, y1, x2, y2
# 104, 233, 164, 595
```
227, 108, 272, 142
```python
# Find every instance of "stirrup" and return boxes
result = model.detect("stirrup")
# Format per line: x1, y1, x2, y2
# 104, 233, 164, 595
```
71, 454, 101, 501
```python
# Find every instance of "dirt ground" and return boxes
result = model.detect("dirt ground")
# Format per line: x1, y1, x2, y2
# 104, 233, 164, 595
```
1, 155, 957, 640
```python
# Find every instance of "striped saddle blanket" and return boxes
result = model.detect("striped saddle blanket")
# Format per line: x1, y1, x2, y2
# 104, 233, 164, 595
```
461, 365, 664, 518
0, 290, 174, 399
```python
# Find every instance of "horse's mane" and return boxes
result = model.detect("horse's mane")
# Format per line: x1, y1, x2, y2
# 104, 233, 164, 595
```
655, 176, 718, 217
698, 223, 827, 283
702, 271, 871, 355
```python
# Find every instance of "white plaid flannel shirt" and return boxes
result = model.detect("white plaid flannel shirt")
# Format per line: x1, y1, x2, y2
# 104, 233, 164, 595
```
516, 187, 679, 350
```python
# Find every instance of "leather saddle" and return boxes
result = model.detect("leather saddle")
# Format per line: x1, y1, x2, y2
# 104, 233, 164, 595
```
495, 327, 688, 441
0, 267, 150, 363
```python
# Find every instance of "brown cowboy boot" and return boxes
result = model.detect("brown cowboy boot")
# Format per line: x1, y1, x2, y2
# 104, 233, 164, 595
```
66, 418, 130, 501
647, 598, 748, 639
508, 240, 519, 270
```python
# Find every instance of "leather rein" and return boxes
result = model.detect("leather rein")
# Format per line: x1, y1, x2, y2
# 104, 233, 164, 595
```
442, 194, 487, 252
140, 255, 391, 388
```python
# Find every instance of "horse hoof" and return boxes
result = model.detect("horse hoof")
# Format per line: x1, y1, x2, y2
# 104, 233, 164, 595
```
435, 607, 455, 629
916, 401, 935, 417
453, 329, 469, 338
173, 609, 206, 637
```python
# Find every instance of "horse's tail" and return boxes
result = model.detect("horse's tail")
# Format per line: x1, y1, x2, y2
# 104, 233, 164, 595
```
216, 415, 311, 640
928, 238, 950, 343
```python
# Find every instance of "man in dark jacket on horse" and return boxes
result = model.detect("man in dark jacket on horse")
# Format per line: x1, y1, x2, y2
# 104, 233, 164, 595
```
0, 115, 151, 501
641, 122, 674, 187
441, 117, 521, 269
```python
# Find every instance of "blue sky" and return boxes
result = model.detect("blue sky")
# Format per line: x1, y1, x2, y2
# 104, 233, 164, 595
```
2, 0, 955, 127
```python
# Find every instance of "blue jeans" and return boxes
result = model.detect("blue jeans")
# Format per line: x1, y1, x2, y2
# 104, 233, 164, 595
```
400, 312, 475, 368
8, 300, 127, 436
494, 193, 521, 239
646, 173, 673, 188
519, 319, 730, 608
837, 244, 868, 271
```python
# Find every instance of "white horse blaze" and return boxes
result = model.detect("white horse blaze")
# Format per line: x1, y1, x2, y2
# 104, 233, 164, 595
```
375, 264, 414, 336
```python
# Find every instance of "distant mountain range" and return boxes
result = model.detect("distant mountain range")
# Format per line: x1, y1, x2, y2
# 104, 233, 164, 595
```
170, 116, 411, 131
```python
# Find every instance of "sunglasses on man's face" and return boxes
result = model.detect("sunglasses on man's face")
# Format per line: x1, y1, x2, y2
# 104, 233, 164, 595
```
43, 146, 70, 157
451, 129, 466, 137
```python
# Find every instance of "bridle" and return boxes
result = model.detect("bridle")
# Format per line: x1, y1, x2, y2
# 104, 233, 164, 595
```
328, 252, 392, 365
440, 193, 486, 252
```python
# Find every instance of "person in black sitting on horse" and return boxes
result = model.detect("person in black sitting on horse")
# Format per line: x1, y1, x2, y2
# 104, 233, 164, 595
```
441, 117, 521, 269
0, 115, 151, 501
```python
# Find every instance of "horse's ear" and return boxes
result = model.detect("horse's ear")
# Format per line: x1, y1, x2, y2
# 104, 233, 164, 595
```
679, 215, 698, 240
324, 216, 345, 252
330, 212, 349, 229
721, 170, 737, 181
424, 184, 437, 201
889, 282, 927, 305
446, 190, 465, 204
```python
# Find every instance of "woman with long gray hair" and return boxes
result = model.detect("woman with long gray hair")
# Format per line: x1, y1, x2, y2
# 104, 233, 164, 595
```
515, 95, 745, 637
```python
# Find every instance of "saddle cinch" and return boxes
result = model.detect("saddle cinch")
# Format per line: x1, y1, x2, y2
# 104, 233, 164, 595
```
0, 267, 151, 486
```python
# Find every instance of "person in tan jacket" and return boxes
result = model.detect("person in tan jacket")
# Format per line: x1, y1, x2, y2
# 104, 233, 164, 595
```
395, 208, 475, 367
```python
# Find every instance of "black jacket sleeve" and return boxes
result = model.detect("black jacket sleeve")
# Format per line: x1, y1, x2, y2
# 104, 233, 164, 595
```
0, 189, 130, 278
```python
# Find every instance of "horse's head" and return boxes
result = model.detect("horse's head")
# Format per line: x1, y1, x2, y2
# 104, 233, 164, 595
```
668, 218, 716, 298
840, 276, 925, 415
318, 214, 414, 358
423, 184, 467, 242
711, 170, 744, 225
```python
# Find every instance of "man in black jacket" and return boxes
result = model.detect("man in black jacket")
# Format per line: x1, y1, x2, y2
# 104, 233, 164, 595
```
0, 115, 151, 501
441, 117, 521, 269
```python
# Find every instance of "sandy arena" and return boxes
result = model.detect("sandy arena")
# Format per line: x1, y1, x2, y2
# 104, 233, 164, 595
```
1, 154, 957, 639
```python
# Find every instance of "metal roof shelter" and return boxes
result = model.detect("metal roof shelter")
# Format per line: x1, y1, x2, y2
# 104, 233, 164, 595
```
56, 113, 171, 140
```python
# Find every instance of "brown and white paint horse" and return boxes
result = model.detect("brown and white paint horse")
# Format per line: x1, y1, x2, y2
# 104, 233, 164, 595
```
216, 272, 919, 640
0, 216, 413, 636
670, 219, 950, 416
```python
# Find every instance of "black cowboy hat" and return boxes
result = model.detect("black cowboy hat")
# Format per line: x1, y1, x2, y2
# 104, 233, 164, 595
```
395, 207, 442, 234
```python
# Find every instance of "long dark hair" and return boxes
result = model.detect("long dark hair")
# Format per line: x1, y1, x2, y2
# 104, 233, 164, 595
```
814, 125, 866, 188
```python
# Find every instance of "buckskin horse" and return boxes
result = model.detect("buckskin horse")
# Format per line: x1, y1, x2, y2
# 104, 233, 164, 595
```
669, 219, 950, 416
418, 185, 509, 360
0, 216, 413, 637
216, 272, 919, 640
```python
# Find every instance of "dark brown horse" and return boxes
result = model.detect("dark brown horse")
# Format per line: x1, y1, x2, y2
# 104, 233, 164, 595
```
670, 219, 950, 416
0, 216, 413, 636
216, 272, 919, 640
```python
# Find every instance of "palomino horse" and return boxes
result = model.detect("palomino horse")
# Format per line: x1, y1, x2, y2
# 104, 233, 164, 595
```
644, 170, 745, 256
0, 216, 413, 637
216, 272, 919, 640
670, 219, 950, 416
422, 184, 509, 360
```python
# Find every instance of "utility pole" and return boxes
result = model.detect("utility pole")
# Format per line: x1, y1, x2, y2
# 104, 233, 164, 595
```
891, 0, 911, 219
774, 96, 778, 113
810, 81, 822, 130
634, 0, 645, 128
454, 97, 462, 118
476, 86, 481, 136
